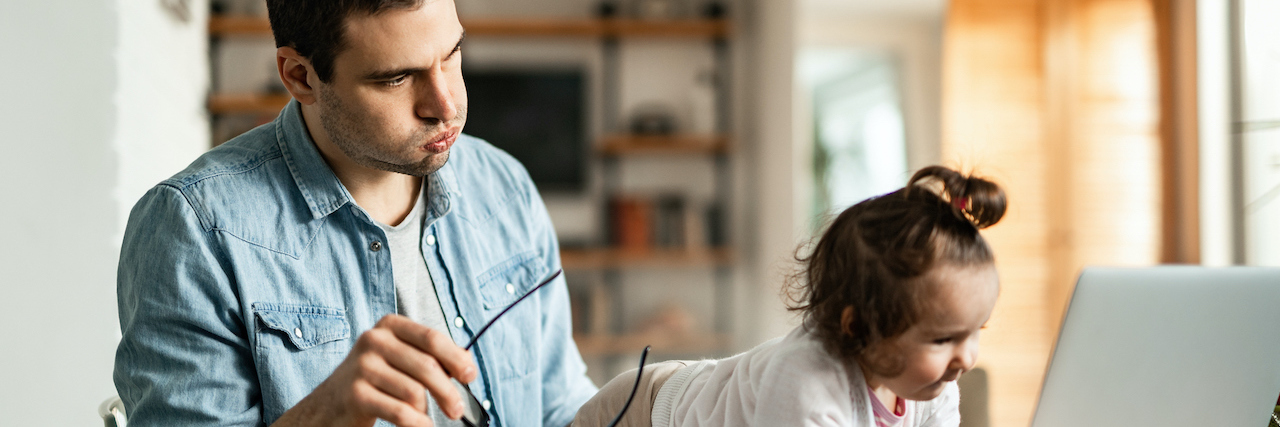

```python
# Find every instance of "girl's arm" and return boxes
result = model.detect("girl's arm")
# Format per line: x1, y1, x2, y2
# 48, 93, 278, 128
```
748, 349, 859, 426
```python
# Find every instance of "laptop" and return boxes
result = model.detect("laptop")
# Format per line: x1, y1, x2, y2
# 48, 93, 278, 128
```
1030, 267, 1280, 427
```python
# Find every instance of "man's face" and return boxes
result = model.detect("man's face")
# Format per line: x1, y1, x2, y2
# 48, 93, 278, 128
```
314, 0, 467, 177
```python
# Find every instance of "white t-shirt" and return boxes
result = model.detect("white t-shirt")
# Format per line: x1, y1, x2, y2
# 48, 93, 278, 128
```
375, 186, 463, 427
651, 326, 961, 427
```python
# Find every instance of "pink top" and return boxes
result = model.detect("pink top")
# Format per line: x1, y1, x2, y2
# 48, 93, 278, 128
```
868, 385, 909, 427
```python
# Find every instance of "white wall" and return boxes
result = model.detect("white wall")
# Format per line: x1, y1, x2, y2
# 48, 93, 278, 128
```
0, 0, 208, 424
116, 0, 211, 233
0, 1, 122, 424
740, 0, 806, 345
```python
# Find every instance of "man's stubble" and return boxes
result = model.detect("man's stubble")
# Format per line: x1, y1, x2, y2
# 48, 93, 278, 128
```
315, 84, 467, 177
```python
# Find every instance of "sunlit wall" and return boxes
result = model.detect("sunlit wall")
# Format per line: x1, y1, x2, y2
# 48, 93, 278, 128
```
943, 0, 1165, 426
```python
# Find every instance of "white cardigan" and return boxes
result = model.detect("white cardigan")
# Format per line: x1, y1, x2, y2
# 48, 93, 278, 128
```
651, 326, 961, 427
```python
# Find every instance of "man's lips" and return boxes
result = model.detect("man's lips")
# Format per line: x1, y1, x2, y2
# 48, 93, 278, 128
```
422, 129, 459, 154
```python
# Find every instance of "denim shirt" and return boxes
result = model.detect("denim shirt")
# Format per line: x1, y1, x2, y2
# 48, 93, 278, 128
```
114, 100, 597, 427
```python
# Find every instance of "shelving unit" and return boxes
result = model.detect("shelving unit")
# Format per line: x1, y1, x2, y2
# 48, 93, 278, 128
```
207, 15, 730, 38
598, 134, 730, 155
208, 93, 290, 115
453, 13, 736, 363
206, 12, 736, 364
560, 246, 734, 270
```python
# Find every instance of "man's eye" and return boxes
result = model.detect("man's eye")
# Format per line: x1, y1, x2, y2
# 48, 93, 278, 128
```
932, 337, 953, 345
384, 75, 409, 87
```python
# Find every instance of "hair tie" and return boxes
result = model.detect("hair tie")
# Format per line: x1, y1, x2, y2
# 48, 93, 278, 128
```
952, 196, 969, 211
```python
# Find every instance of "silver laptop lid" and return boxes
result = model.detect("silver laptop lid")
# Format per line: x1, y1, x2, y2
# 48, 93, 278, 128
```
1031, 267, 1280, 427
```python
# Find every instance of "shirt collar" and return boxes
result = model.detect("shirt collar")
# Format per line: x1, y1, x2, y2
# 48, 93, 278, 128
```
423, 144, 460, 225
276, 100, 353, 220
274, 99, 462, 221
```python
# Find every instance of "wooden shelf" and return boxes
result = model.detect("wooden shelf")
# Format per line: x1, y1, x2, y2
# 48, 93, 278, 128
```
560, 247, 734, 270
208, 15, 730, 38
465, 17, 731, 38
461, 18, 603, 37
574, 332, 730, 356
209, 93, 292, 115
598, 134, 730, 156
208, 15, 272, 36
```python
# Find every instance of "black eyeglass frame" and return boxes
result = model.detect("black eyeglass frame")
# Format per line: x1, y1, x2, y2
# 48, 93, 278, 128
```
451, 269, 649, 427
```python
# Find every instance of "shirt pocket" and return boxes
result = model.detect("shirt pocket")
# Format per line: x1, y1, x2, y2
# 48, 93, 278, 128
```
476, 250, 548, 310
251, 303, 352, 422
473, 251, 548, 380
253, 303, 352, 352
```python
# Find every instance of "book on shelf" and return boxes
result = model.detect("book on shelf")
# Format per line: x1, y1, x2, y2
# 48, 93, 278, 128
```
608, 193, 724, 252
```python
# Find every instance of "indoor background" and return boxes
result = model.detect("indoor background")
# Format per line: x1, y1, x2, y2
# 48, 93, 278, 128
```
1, 0, 1272, 426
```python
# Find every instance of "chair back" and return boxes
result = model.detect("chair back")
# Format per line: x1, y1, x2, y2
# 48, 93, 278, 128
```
98, 396, 127, 427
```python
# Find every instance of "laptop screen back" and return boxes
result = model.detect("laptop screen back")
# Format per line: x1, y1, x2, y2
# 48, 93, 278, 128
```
1031, 267, 1280, 427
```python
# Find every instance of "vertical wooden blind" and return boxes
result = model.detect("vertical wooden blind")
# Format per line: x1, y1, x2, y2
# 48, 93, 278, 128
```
942, 0, 1192, 426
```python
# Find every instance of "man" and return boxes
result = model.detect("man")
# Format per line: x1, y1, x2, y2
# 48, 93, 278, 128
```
113, 1, 597, 426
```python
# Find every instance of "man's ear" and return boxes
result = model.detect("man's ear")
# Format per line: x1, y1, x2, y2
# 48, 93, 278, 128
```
276, 46, 319, 105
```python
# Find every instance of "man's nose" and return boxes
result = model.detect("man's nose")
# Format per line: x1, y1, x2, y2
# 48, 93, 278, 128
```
416, 70, 458, 124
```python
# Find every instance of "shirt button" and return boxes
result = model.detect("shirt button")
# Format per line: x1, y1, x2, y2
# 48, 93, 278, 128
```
426, 234, 437, 246
506, 283, 515, 294
369, 241, 382, 252
481, 399, 491, 411
293, 328, 302, 338
454, 316, 465, 328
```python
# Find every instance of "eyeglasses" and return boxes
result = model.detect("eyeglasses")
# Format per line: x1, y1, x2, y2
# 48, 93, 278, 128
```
453, 269, 650, 427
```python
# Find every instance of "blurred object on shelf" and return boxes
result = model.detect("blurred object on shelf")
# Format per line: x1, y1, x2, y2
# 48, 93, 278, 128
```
653, 194, 686, 248
703, 201, 726, 246
560, 246, 735, 270
610, 195, 653, 250
633, 0, 681, 20
596, 1, 619, 18
699, 1, 726, 19
635, 303, 696, 337
609, 193, 713, 251
629, 103, 677, 135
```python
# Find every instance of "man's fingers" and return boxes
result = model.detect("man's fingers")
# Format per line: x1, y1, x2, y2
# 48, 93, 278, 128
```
352, 379, 435, 427
358, 353, 431, 413
379, 339, 467, 420
380, 315, 478, 383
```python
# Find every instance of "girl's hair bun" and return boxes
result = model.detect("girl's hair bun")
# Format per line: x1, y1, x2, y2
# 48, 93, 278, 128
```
908, 166, 1007, 229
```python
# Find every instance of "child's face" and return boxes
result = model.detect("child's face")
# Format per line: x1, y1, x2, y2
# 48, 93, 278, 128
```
868, 263, 999, 401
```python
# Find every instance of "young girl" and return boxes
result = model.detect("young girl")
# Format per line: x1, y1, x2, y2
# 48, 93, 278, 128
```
573, 166, 1007, 427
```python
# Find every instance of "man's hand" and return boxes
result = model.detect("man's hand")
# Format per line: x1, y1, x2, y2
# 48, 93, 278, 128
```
272, 314, 479, 427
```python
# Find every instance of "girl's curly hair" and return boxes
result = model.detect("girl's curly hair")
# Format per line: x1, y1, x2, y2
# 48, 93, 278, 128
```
785, 166, 1007, 377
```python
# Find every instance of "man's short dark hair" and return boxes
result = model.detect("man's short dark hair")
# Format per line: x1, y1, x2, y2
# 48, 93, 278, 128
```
267, 0, 425, 83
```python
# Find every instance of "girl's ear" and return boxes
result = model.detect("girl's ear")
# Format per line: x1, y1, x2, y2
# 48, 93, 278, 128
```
840, 306, 856, 336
